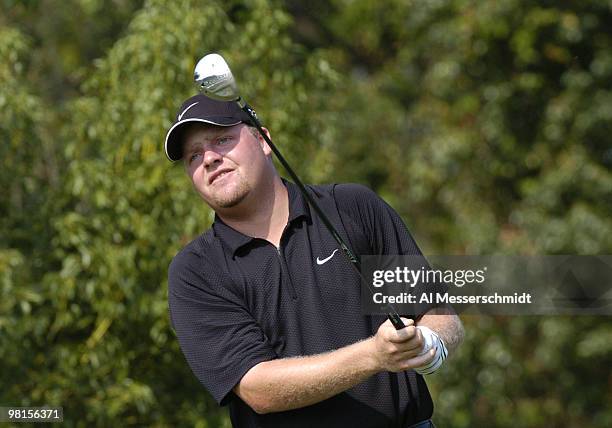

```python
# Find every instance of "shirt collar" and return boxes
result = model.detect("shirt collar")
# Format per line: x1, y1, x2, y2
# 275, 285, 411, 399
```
212, 179, 311, 256
286, 179, 310, 223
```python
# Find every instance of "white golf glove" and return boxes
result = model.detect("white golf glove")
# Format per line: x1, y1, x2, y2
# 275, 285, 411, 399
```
414, 326, 448, 375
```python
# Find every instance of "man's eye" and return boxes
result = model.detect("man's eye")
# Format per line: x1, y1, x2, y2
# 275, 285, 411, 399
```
217, 137, 232, 145
189, 153, 202, 164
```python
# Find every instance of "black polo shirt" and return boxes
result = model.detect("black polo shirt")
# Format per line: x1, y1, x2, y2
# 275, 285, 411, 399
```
168, 181, 438, 428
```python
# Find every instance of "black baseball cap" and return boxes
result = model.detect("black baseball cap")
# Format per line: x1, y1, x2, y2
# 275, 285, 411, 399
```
164, 94, 253, 161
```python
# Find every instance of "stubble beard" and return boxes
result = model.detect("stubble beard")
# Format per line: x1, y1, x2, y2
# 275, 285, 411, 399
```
208, 171, 251, 208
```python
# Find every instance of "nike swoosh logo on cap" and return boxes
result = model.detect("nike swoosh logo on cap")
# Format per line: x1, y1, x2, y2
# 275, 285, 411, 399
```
178, 102, 199, 121
316, 249, 338, 265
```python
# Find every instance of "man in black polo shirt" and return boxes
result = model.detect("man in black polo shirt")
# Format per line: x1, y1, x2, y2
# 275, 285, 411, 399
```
164, 94, 464, 428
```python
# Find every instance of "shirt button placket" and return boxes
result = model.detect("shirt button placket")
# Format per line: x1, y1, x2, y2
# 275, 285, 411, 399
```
276, 241, 298, 301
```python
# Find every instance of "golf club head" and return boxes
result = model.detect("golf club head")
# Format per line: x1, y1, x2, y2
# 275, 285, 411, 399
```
194, 53, 240, 102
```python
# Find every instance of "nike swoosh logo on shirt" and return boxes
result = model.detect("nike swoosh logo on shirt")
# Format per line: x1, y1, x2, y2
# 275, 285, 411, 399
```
316, 249, 338, 265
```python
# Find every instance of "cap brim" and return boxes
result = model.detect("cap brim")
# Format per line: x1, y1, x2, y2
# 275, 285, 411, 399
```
164, 118, 242, 161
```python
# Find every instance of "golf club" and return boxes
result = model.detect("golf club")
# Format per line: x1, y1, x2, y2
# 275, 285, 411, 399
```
194, 53, 406, 330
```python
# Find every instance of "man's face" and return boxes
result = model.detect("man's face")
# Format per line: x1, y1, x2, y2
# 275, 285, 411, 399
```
182, 123, 272, 211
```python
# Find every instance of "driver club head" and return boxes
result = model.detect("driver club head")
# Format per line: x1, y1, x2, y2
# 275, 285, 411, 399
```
194, 53, 240, 102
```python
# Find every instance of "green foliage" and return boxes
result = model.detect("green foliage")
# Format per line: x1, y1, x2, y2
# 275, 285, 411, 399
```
1, 0, 611, 426
309, 0, 612, 255
430, 316, 612, 427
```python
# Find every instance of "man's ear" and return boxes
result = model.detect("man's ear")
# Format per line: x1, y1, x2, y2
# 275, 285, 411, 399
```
257, 127, 272, 156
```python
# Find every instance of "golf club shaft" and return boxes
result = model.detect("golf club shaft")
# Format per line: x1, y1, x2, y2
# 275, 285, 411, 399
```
238, 100, 406, 330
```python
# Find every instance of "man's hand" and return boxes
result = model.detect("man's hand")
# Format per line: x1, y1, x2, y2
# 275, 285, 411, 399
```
370, 318, 436, 372
417, 305, 464, 356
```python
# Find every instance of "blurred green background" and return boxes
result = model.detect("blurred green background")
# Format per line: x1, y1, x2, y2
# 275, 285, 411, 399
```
1, 0, 611, 426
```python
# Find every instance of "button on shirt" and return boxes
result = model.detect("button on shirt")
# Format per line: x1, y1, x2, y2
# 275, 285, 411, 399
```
168, 181, 442, 428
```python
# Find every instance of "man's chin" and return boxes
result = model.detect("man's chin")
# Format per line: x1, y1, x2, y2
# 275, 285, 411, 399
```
208, 190, 249, 209
215, 197, 245, 209
199, 176, 251, 210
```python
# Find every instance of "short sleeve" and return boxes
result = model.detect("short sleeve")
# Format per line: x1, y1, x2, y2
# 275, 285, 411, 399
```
333, 184, 448, 318
168, 245, 277, 405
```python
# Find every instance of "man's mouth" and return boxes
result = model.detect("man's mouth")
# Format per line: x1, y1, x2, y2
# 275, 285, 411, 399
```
208, 169, 233, 185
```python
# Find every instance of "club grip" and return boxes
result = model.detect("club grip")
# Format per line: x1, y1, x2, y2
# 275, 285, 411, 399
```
388, 313, 406, 330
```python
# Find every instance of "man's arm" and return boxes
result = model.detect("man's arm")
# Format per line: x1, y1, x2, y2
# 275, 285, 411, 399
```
234, 318, 435, 414
416, 305, 464, 357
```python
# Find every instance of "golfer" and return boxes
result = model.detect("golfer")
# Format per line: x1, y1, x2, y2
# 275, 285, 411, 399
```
165, 94, 464, 428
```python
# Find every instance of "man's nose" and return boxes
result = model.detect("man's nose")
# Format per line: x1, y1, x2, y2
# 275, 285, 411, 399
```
203, 148, 223, 168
